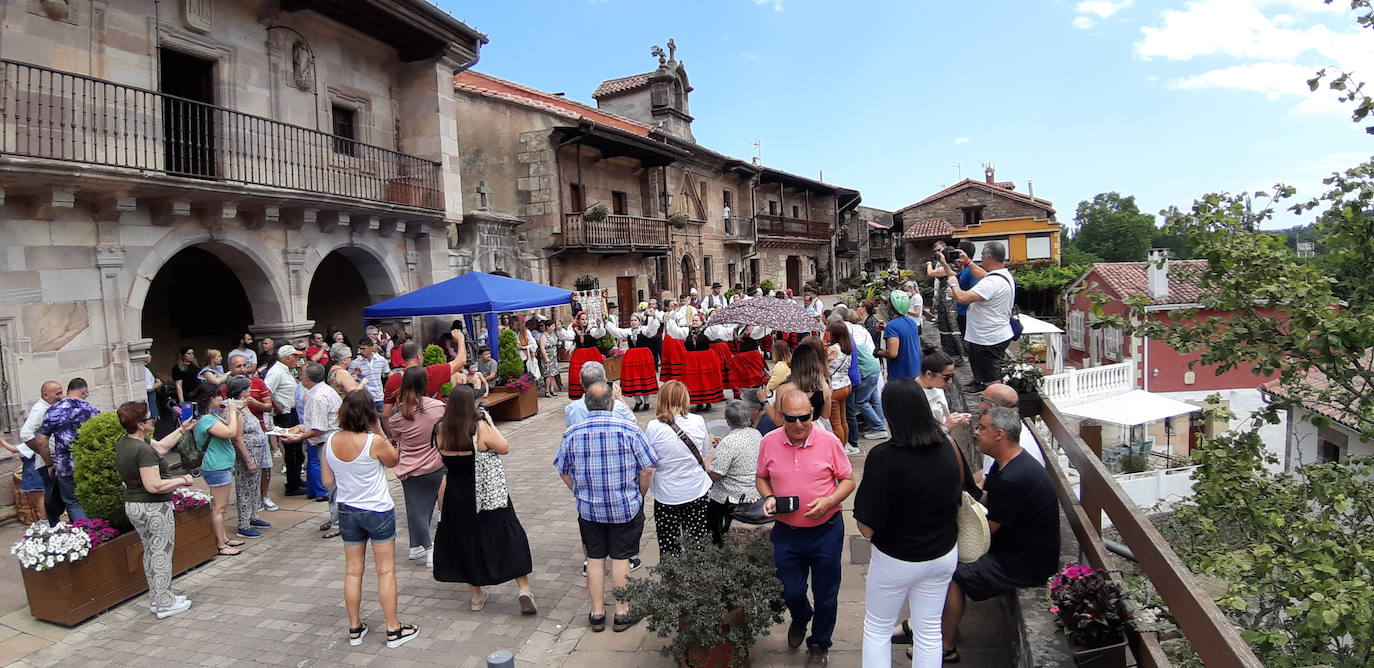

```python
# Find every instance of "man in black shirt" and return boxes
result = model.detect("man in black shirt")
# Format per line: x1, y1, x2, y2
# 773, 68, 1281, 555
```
942, 406, 1059, 662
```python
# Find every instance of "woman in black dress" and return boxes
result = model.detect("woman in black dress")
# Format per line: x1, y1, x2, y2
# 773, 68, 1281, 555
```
432, 385, 537, 615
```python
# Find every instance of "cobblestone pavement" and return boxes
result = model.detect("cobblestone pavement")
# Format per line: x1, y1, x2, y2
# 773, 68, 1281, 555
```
4, 337, 1015, 667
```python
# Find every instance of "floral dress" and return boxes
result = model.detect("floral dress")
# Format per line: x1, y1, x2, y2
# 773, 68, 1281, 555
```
233, 406, 267, 529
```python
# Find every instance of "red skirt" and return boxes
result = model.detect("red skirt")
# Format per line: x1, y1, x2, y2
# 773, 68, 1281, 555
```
567, 347, 605, 400
683, 350, 724, 405
728, 349, 765, 390
660, 336, 686, 382
709, 342, 733, 387
620, 347, 658, 397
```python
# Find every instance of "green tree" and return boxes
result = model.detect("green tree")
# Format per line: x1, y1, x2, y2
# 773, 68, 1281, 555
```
1072, 192, 1157, 262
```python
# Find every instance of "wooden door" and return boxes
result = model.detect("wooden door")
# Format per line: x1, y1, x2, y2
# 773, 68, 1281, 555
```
786, 256, 801, 294
616, 277, 635, 327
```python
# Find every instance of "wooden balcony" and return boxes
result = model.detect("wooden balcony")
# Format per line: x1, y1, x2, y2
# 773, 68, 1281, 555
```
868, 243, 893, 260
835, 237, 859, 256
723, 216, 755, 245
0, 59, 442, 210
560, 213, 669, 255
755, 213, 830, 239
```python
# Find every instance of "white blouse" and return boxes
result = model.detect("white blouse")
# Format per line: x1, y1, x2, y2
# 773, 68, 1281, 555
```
643, 414, 713, 505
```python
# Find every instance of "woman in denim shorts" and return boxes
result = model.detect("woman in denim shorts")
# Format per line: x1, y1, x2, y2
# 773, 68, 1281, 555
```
322, 389, 419, 650
188, 381, 252, 557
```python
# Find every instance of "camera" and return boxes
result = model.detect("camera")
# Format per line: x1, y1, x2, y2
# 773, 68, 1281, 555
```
943, 247, 964, 264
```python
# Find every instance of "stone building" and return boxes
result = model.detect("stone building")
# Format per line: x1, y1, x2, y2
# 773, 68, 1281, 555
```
451, 41, 861, 313
853, 205, 895, 277
895, 167, 1058, 272
0, 0, 483, 426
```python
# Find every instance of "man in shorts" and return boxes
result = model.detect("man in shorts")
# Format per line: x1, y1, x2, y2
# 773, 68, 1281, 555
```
554, 381, 656, 634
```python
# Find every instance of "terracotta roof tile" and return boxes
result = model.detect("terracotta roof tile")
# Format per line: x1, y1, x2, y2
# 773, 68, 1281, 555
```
1082, 260, 1210, 305
592, 73, 651, 99
454, 70, 650, 136
1262, 351, 1372, 431
903, 217, 959, 240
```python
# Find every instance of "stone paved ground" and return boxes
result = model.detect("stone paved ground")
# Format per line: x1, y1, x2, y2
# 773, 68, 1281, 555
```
0, 337, 1015, 667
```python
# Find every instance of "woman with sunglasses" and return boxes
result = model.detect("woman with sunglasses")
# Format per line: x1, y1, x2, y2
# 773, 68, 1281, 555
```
114, 401, 196, 619
916, 351, 972, 433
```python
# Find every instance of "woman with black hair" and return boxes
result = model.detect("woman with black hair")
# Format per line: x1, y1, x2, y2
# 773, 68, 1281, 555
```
171, 346, 199, 404
187, 380, 251, 556
853, 378, 983, 666
432, 385, 537, 616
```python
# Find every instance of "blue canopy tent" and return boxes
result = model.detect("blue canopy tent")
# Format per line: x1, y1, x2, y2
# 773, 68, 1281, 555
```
363, 272, 571, 363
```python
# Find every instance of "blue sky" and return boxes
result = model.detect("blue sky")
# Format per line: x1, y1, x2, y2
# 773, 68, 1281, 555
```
439, 0, 1371, 229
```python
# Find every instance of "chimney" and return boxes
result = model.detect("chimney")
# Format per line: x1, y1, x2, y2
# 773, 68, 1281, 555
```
984, 165, 995, 184
1147, 248, 1170, 300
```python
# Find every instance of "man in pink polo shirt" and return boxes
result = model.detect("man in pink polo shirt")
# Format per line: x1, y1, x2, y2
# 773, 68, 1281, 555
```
757, 390, 855, 667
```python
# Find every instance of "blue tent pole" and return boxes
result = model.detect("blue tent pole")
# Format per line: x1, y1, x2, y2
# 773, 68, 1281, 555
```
486, 312, 500, 363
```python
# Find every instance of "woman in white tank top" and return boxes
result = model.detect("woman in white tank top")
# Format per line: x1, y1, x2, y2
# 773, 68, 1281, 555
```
320, 390, 418, 650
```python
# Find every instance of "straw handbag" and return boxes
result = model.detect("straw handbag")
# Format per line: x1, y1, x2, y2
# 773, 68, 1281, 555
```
951, 442, 990, 563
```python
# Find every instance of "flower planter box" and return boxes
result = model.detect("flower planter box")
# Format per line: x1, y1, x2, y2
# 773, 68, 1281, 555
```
485, 386, 539, 421
1071, 633, 1128, 667
1018, 393, 1044, 419
602, 355, 622, 382
21, 506, 217, 626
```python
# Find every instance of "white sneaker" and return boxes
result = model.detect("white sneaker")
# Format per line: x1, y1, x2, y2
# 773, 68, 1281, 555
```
843, 444, 861, 455
426, 548, 434, 569
261, 496, 279, 512
863, 430, 890, 441
154, 597, 192, 619
407, 546, 427, 560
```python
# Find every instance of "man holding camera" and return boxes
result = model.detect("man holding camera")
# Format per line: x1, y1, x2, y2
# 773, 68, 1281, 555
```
944, 241, 1016, 393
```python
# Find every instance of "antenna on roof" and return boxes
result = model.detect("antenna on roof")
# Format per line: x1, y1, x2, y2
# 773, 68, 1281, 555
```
819, 168, 823, 182
752, 140, 762, 165
952, 163, 961, 180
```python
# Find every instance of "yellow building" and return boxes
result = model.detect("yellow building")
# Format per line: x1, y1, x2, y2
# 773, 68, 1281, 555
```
896, 168, 1060, 268
953, 215, 1061, 264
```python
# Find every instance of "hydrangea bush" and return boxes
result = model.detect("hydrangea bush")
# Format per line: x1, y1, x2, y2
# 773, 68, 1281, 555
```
11, 522, 92, 571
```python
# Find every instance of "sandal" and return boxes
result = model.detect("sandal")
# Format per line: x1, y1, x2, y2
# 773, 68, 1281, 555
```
943, 647, 961, 663
891, 619, 913, 645
469, 591, 489, 612
323, 528, 341, 539
319, 521, 333, 532
216, 546, 241, 556
588, 612, 606, 633
348, 623, 368, 647
385, 624, 419, 649
225, 539, 245, 548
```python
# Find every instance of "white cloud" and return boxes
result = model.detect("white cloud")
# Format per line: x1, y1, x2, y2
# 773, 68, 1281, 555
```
954, 137, 971, 145
1072, 16, 1097, 29
1078, 0, 1132, 18
753, 0, 783, 12
1136, 0, 1371, 116
739, 51, 759, 61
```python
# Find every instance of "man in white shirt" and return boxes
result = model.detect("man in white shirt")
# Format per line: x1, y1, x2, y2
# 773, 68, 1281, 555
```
802, 288, 824, 317
948, 241, 1015, 392
285, 363, 342, 526
229, 332, 257, 369
19, 380, 61, 470
264, 345, 304, 495
702, 283, 728, 311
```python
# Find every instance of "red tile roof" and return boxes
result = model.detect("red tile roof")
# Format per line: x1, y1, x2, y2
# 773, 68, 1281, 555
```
1262, 351, 1371, 431
903, 217, 959, 240
895, 178, 1056, 216
592, 73, 651, 99
1082, 260, 1210, 305
454, 70, 650, 136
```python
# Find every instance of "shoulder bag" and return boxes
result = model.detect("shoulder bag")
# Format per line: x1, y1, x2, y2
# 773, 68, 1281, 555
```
983, 272, 1023, 340
951, 440, 991, 563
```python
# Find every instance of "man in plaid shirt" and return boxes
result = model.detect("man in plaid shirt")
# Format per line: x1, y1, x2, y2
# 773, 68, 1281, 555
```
554, 381, 656, 633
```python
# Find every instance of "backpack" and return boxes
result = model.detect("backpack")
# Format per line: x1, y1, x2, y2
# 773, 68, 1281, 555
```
984, 272, 1023, 341
176, 418, 209, 475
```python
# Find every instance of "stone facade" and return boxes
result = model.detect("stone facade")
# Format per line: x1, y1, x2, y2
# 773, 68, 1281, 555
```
895, 170, 1058, 272
0, 0, 483, 427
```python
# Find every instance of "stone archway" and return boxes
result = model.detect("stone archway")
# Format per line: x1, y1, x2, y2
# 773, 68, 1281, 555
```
134, 240, 289, 373
306, 245, 403, 339
680, 253, 696, 297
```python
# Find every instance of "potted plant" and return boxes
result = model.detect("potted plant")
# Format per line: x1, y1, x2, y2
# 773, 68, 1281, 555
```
582, 202, 610, 222
484, 330, 540, 420
15, 413, 217, 625
1049, 564, 1131, 667
668, 212, 689, 229
601, 346, 627, 381
618, 532, 784, 667
996, 350, 1045, 418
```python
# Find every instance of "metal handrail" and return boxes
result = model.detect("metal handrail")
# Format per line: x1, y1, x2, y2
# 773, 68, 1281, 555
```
1032, 400, 1263, 667
0, 59, 442, 210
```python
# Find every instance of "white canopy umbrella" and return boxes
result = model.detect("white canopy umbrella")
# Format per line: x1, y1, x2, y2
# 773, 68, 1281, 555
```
1014, 313, 1066, 373
1015, 313, 1063, 335
1057, 390, 1201, 427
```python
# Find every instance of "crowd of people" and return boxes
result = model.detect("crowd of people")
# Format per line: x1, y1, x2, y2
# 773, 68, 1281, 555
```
3, 240, 1056, 665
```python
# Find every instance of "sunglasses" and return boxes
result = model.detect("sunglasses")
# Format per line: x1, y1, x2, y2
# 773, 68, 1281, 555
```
782, 413, 813, 423
141, 416, 154, 423
938, 372, 955, 381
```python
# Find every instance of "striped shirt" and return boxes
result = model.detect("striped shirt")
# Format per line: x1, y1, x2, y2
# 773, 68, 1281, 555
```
554, 414, 658, 524
349, 353, 389, 403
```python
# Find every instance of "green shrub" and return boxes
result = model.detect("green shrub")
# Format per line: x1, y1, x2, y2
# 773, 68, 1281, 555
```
497, 328, 525, 382
582, 202, 609, 222
422, 344, 447, 367
72, 412, 132, 531
597, 333, 616, 354
760, 279, 776, 293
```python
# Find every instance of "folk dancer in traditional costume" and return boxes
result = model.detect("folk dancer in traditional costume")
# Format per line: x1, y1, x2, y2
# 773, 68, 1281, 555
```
604, 312, 661, 411
667, 312, 724, 412
727, 325, 768, 397
659, 301, 691, 383
705, 322, 736, 390
558, 311, 605, 400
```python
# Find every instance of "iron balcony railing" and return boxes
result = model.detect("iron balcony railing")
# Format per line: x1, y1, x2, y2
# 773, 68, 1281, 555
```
0, 59, 442, 210
561, 213, 670, 253
755, 213, 829, 239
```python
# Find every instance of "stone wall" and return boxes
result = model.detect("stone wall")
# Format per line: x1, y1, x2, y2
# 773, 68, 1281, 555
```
905, 188, 1051, 227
